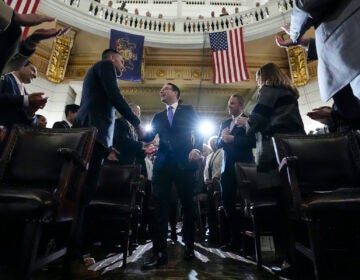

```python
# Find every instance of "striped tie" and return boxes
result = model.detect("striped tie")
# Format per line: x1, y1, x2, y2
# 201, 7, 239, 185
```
167, 106, 174, 126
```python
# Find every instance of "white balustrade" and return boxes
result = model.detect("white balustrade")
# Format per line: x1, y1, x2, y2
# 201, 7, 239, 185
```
38, 0, 293, 48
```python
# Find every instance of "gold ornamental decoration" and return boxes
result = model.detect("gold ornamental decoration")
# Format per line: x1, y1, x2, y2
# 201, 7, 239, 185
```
286, 45, 309, 87
46, 28, 75, 83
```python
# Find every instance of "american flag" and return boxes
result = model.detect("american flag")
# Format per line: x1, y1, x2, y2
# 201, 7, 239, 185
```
6, 0, 41, 38
209, 27, 249, 84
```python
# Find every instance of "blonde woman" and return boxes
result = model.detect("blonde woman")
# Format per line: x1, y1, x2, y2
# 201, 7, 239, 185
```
237, 62, 305, 173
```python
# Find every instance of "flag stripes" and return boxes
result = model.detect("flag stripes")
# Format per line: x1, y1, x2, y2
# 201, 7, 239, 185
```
6, 0, 41, 38
209, 27, 249, 84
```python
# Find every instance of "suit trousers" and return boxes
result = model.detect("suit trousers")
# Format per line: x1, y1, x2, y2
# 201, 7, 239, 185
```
150, 162, 196, 252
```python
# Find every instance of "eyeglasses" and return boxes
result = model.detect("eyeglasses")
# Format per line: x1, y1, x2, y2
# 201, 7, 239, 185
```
160, 87, 173, 91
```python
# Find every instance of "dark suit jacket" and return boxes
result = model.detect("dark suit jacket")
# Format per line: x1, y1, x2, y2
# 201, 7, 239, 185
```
52, 120, 70, 129
0, 73, 36, 128
216, 118, 255, 173
0, 94, 23, 109
141, 104, 203, 171
73, 60, 140, 148
113, 117, 147, 176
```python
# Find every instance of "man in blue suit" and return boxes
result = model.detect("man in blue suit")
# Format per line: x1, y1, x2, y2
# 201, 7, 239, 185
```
0, 61, 47, 129
216, 94, 255, 250
69, 49, 143, 275
141, 83, 203, 269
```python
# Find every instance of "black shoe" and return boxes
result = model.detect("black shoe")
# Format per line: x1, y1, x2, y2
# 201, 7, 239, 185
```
271, 263, 293, 278
184, 245, 195, 260
142, 251, 168, 270
220, 243, 238, 252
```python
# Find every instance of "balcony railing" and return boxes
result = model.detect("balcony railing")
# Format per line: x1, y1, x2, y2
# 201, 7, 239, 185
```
39, 0, 294, 48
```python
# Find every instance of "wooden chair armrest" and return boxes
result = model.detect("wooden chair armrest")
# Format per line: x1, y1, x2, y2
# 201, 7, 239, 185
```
278, 156, 303, 216
57, 148, 87, 171
278, 156, 298, 173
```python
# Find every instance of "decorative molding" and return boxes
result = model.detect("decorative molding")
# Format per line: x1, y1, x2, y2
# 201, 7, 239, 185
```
286, 45, 309, 87
46, 30, 76, 83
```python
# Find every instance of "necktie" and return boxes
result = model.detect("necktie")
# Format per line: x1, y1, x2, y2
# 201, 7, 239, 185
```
167, 106, 174, 126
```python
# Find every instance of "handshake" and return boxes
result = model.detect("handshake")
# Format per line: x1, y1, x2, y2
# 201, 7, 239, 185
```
28, 92, 48, 115
144, 143, 157, 155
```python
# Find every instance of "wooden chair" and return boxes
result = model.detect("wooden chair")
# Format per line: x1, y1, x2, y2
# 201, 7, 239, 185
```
234, 162, 278, 268
130, 174, 146, 249
273, 132, 360, 279
0, 125, 97, 279
84, 163, 142, 267
209, 177, 227, 244
194, 192, 209, 242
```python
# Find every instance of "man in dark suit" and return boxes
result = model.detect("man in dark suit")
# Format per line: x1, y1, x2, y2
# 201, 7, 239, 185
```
216, 94, 255, 250
53, 104, 80, 129
141, 83, 203, 269
73, 48, 142, 189
0, 60, 46, 129
69, 49, 143, 275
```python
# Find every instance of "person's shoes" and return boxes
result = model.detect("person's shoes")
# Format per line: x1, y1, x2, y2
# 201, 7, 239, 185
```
171, 230, 178, 242
271, 260, 293, 277
83, 257, 96, 266
142, 251, 168, 270
220, 243, 237, 252
184, 245, 195, 260
207, 234, 219, 245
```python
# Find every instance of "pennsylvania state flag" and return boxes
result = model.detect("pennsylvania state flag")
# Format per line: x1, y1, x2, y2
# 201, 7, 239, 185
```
110, 29, 144, 82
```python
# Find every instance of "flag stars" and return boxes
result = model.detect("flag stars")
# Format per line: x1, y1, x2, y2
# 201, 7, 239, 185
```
209, 31, 228, 51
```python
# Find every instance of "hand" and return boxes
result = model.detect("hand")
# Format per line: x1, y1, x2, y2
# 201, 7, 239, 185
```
276, 23, 310, 49
275, 35, 310, 48
107, 147, 119, 161
221, 127, 231, 137
13, 13, 55, 27
188, 149, 202, 162
221, 134, 234, 143
280, 23, 291, 35
275, 35, 295, 48
144, 143, 157, 154
28, 93, 48, 114
307, 107, 332, 124
236, 116, 248, 128
24, 27, 71, 49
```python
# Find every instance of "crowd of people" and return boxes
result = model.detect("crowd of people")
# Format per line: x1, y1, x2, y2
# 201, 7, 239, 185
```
1, 0, 360, 278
